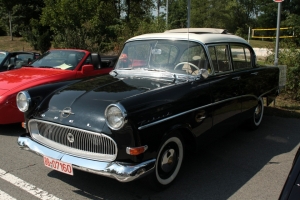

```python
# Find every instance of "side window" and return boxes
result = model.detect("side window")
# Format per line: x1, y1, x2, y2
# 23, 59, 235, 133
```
83, 55, 92, 65
179, 45, 211, 73
3, 58, 9, 66
208, 45, 231, 73
230, 45, 252, 70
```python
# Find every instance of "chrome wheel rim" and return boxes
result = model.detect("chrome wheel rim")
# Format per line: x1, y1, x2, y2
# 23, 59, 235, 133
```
156, 137, 183, 185
160, 149, 177, 173
254, 98, 264, 126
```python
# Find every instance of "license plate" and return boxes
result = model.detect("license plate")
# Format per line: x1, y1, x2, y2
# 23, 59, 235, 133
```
43, 156, 73, 175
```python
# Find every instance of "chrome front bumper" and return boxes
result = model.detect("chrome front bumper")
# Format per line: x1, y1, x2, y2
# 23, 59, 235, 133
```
18, 134, 155, 182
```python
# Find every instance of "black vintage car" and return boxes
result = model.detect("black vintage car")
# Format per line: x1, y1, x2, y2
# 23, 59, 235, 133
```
17, 31, 280, 190
279, 147, 300, 200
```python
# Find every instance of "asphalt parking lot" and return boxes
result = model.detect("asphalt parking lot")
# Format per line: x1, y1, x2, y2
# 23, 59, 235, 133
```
0, 113, 299, 200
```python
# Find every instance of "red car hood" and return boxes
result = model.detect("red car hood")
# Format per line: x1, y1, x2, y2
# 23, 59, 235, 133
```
0, 89, 8, 96
0, 68, 72, 92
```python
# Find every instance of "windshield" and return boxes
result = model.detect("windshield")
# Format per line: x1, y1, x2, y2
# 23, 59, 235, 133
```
115, 39, 211, 76
30, 50, 86, 70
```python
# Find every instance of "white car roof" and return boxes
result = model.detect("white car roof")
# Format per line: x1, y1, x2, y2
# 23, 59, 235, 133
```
126, 32, 249, 45
164, 28, 229, 34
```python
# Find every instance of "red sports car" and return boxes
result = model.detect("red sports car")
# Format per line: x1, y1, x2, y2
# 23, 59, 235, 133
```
0, 49, 116, 124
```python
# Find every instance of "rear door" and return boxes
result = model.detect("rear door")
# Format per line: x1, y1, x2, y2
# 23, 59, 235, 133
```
208, 44, 242, 136
230, 44, 261, 121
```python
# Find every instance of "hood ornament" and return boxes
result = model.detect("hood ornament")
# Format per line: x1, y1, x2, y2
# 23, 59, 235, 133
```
59, 107, 74, 118
67, 133, 75, 143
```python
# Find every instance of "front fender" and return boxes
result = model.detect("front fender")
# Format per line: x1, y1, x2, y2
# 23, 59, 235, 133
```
23, 79, 82, 129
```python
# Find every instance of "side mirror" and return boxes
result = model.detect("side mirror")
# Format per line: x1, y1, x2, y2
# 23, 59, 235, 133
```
199, 69, 209, 79
81, 64, 94, 75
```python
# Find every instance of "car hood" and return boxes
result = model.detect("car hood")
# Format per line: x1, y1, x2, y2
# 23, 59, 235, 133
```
0, 68, 71, 91
0, 89, 8, 96
38, 74, 176, 132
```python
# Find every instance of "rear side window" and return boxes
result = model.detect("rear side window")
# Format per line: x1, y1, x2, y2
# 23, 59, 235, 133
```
208, 45, 231, 73
230, 45, 252, 70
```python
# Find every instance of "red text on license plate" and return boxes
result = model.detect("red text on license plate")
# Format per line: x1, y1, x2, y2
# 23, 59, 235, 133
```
43, 156, 73, 175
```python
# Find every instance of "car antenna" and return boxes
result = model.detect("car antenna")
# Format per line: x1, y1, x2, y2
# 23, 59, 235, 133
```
187, 0, 190, 67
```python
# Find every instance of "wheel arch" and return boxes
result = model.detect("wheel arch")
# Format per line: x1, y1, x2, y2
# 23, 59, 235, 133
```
160, 123, 197, 153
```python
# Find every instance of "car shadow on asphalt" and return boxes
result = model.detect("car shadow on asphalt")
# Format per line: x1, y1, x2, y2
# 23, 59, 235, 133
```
0, 123, 25, 136
45, 114, 300, 200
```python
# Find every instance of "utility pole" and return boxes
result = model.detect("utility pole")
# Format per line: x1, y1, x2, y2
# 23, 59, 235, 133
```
157, 0, 160, 19
166, 0, 168, 28
187, 0, 190, 28
274, 0, 284, 66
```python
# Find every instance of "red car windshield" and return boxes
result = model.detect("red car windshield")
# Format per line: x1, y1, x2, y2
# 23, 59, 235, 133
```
30, 50, 86, 70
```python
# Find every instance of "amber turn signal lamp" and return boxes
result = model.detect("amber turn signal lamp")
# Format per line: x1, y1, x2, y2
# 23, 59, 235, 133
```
21, 122, 26, 129
126, 145, 148, 155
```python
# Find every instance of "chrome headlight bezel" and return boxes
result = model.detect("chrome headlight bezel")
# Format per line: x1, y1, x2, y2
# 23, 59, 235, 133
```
105, 103, 127, 130
16, 91, 31, 112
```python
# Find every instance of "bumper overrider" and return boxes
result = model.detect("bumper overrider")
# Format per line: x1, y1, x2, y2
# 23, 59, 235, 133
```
17, 134, 155, 182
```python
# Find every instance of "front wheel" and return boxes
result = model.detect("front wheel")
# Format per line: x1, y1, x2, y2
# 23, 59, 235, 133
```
246, 97, 264, 130
148, 132, 184, 191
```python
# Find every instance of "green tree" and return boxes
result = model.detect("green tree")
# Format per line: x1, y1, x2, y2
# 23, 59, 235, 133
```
0, 0, 44, 37
256, 1, 279, 30
0, 5, 6, 35
0, 0, 18, 38
41, 0, 119, 52
22, 18, 51, 53
190, 0, 260, 37
257, 0, 300, 29
282, 14, 300, 45
13, 0, 45, 36
167, 0, 187, 29
191, 0, 230, 29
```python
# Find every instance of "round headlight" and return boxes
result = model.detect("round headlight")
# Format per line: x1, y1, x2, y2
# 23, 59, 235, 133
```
105, 104, 127, 130
16, 91, 31, 112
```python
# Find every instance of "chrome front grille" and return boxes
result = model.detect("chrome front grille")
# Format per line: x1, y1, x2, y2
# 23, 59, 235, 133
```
28, 119, 117, 161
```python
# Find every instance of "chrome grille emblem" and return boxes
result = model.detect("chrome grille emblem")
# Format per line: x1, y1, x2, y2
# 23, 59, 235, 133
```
59, 107, 74, 118
67, 133, 75, 143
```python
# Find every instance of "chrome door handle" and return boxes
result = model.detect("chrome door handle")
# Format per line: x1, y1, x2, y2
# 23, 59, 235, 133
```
232, 76, 241, 80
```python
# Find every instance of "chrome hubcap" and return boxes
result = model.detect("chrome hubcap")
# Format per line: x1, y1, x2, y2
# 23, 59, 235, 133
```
255, 104, 262, 121
255, 104, 261, 115
160, 149, 177, 173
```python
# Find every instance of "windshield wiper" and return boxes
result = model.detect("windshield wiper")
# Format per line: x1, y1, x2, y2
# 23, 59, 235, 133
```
119, 68, 132, 70
19, 65, 33, 68
38, 66, 54, 68
38, 66, 61, 69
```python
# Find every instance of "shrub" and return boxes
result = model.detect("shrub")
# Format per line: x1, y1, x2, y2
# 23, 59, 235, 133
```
265, 42, 300, 100
36, 30, 51, 53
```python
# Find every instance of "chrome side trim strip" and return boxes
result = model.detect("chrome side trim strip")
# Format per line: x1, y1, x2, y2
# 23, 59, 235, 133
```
138, 94, 259, 130
18, 135, 155, 182
259, 87, 279, 98
138, 103, 213, 130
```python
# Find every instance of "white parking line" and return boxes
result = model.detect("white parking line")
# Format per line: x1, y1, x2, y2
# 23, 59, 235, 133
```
0, 189, 17, 200
0, 168, 61, 200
